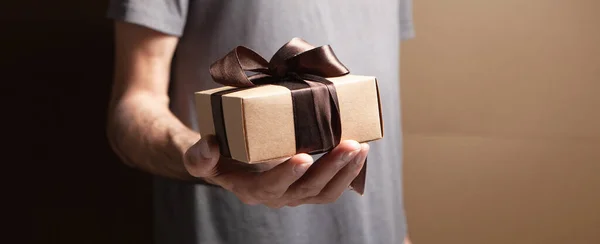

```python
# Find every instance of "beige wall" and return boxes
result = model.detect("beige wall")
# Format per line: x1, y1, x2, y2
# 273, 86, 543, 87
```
401, 0, 600, 243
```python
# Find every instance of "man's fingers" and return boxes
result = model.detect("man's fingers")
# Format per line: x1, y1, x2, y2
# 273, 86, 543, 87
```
251, 154, 314, 200
314, 143, 369, 202
288, 143, 369, 206
212, 153, 314, 205
190, 138, 368, 208
284, 140, 361, 200
183, 135, 220, 178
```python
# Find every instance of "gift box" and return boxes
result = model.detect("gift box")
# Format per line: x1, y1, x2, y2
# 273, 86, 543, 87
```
194, 38, 383, 194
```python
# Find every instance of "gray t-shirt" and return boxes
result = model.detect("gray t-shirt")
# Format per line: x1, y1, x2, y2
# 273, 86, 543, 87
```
107, 1, 414, 243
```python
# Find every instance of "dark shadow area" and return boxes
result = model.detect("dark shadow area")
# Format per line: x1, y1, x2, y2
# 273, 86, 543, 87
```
2, 1, 153, 243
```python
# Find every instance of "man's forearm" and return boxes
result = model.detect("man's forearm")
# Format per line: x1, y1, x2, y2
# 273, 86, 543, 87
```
107, 93, 200, 181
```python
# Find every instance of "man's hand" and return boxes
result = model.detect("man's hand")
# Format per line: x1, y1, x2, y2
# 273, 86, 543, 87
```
184, 136, 369, 208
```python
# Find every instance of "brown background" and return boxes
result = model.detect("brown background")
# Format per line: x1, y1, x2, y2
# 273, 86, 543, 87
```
401, 0, 600, 243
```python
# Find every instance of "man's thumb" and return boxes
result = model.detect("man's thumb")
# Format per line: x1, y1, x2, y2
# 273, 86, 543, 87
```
183, 136, 220, 178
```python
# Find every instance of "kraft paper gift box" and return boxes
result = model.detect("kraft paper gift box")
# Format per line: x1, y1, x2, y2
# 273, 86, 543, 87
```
194, 38, 383, 194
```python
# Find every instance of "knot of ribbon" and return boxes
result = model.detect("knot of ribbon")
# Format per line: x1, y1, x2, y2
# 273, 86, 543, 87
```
209, 38, 349, 155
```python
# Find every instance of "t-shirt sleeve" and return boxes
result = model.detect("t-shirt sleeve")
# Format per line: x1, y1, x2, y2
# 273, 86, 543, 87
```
106, 0, 189, 37
399, 0, 415, 40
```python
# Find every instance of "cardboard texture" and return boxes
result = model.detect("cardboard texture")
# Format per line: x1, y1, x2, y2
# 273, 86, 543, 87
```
195, 74, 383, 163
402, 0, 600, 243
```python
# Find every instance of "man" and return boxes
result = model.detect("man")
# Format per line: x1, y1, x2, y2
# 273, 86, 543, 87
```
106, 1, 415, 243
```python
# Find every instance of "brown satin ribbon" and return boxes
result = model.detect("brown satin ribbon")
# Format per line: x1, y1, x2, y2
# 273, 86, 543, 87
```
209, 38, 366, 194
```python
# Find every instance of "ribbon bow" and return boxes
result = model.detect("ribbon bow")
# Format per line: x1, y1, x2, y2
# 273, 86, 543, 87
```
209, 38, 349, 155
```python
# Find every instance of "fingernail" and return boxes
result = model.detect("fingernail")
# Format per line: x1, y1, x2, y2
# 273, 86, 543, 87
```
294, 162, 312, 174
342, 148, 361, 162
352, 144, 369, 166
361, 143, 370, 151
199, 138, 212, 159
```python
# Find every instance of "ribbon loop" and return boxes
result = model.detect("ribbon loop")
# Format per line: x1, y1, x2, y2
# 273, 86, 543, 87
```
268, 37, 316, 75
209, 46, 269, 87
283, 45, 349, 77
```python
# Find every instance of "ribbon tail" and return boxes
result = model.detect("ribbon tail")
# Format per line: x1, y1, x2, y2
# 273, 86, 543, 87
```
350, 156, 367, 195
